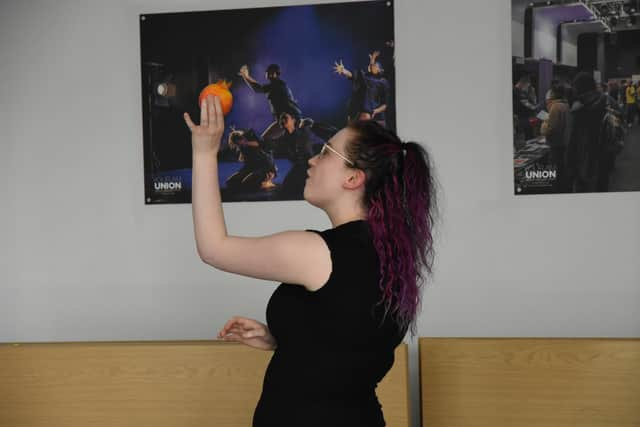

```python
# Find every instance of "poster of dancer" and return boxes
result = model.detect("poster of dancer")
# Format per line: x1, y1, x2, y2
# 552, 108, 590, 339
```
511, 0, 640, 195
140, 0, 396, 204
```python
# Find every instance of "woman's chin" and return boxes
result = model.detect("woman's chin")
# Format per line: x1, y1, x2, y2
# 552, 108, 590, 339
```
303, 186, 316, 206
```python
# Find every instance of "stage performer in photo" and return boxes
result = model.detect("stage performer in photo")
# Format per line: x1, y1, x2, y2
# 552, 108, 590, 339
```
225, 128, 277, 193
184, 95, 437, 426
238, 63, 303, 143
333, 50, 390, 127
274, 112, 316, 199
238, 63, 339, 145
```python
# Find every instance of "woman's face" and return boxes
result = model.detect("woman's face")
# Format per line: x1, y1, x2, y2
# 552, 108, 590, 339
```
304, 128, 355, 208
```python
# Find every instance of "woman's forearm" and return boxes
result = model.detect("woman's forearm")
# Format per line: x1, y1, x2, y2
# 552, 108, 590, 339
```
192, 149, 227, 262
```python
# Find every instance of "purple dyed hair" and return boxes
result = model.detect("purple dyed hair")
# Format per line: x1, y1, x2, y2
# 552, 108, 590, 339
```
345, 121, 437, 337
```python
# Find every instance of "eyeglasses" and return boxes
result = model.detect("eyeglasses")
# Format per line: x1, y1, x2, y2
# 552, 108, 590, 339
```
320, 143, 354, 166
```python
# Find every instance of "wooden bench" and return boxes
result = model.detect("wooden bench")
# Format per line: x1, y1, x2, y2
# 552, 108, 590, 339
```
0, 340, 410, 426
419, 338, 640, 427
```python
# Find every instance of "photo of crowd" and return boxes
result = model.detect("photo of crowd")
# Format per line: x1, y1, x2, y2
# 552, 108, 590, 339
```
512, 0, 640, 194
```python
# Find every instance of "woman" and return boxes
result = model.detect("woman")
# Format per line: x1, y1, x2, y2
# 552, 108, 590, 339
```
183, 96, 436, 427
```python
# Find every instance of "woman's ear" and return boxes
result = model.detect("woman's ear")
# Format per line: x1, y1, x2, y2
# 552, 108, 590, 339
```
344, 168, 366, 190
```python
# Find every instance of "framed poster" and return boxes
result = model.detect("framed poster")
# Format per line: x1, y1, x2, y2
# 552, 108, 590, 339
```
140, 0, 396, 204
511, 0, 639, 195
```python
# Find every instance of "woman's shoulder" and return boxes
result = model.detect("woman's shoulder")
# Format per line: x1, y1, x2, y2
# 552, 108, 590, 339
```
314, 220, 370, 243
310, 220, 377, 267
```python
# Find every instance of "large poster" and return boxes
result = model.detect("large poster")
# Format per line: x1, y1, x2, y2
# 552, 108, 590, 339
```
140, 0, 396, 204
511, 0, 640, 195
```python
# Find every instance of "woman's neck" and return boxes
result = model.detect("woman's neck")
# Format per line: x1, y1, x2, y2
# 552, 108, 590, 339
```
326, 207, 368, 228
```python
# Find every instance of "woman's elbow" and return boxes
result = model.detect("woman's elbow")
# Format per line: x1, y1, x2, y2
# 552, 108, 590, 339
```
195, 245, 217, 267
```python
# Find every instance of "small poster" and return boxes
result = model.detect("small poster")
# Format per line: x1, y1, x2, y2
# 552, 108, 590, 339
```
511, 0, 640, 195
140, 0, 396, 204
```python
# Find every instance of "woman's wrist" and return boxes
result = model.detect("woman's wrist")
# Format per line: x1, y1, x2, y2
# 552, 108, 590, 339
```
266, 332, 277, 350
193, 147, 219, 157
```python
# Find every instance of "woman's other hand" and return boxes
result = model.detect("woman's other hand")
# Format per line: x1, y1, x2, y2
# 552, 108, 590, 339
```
217, 316, 277, 351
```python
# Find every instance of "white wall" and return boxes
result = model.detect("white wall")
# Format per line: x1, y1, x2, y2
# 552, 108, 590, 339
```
2, 1, 639, 426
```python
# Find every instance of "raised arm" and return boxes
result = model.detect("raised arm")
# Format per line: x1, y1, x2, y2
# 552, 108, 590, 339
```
238, 64, 267, 93
372, 104, 387, 118
183, 96, 331, 291
368, 50, 380, 67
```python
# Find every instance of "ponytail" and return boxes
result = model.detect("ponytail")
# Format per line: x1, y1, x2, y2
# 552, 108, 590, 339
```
346, 121, 437, 336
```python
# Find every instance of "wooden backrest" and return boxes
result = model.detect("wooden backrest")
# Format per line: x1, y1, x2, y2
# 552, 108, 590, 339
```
419, 338, 640, 427
0, 340, 410, 427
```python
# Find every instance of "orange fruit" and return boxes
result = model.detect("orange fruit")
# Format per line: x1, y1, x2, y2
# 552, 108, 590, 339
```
198, 80, 233, 115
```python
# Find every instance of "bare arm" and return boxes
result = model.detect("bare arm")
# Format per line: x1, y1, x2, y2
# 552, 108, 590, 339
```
183, 96, 331, 291
372, 104, 387, 117
369, 50, 380, 66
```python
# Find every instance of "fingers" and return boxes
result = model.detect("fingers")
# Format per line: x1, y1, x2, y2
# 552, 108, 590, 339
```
230, 326, 263, 339
183, 112, 196, 132
218, 316, 251, 337
226, 327, 245, 337
219, 316, 243, 336
213, 95, 223, 129
218, 316, 263, 339
242, 330, 263, 339
207, 95, 215, 127
204, 95, 224, 133
219, 328, 243, 342
219, 325, 264, 340
200, 97, 208, 127
231, 316, 257, 329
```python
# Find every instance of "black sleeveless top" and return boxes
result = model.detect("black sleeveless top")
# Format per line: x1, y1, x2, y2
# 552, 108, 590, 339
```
253, 220, 407, 427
